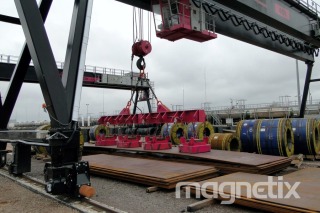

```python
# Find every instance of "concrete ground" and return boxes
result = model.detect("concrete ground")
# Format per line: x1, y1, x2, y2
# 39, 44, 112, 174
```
1, 154, 319, 213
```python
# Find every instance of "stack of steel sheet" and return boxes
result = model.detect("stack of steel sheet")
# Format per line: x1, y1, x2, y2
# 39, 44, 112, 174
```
84, 145, 291, 174
188, 169, 320, 213
284, 167, 320, 181
83, 154, 219, 189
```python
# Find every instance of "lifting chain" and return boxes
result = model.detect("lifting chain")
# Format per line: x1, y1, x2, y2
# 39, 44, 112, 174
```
191, 0, 319, 56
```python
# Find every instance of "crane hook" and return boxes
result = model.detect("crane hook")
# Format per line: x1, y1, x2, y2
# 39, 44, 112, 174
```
136, 57, 146, 70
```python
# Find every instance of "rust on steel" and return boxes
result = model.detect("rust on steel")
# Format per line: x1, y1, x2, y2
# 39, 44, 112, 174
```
188, 171, 320, 213
79, 185, 96, 198
83, 154, 219, 189
84, 144, 291, 174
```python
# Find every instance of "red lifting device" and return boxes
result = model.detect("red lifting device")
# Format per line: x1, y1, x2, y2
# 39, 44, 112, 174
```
95, 135, 117, 146
117, 135, 142, 148
143, 136, 172, 150
100, 109, 206, 125
178, 137, 211, 154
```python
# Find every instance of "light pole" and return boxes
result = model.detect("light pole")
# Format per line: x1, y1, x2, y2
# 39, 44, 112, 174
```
284, 95, 291, 106
102, 89, 105, 115
86, 104, 89, 118
182, 87, 184, 110
295, 60, 301, 108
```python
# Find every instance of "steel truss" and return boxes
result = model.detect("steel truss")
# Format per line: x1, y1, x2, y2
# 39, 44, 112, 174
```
0, 0, 94, 197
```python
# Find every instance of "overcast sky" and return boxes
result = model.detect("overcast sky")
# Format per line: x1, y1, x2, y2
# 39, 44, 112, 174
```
1, 0, 320, 122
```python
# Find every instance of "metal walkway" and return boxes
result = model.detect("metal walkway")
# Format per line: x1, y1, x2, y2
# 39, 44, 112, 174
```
0, 54, 154, 91
202, 99, 320, 123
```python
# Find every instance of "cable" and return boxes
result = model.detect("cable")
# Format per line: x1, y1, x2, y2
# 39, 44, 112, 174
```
191, 0, 318, 57
148, 10, 152, 43
45, 108, 72, 127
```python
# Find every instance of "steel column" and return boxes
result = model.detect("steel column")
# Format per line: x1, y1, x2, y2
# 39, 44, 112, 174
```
310, 78, 320, 82
14, 0, 69, 127
133, 90, 139, 114
0, 14, 20, 25
146, 89, 152, 113
62, 0, 89, 122
0, 1, 52, 130
0, 94, 3, 151
0, 0, 53, 151
299, 61, 314, 118
0, 47, 32, 130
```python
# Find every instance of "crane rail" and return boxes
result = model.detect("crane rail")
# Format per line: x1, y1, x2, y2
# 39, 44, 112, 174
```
0, 167, 126, 213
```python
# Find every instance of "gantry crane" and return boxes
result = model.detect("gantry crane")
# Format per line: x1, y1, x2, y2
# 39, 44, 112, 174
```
0, 0, 320, 196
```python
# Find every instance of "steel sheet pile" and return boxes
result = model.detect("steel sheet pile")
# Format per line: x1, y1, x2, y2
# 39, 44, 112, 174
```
187, 168, 320, 213
83, 154, 219, 189
84, 145, 292, 174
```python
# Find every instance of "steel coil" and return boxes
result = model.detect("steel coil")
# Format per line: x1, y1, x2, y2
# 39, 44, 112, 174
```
256, 118, 294, 157
160, 123, 187, 145
33, 124, 51, 156
236, 119, 260, 152
209, 133, 241, 151
112, 126, 127, 135
136, 127, 157, 135
78, 131, 84, 161
291, 118, 320, 155
89, 125, 109, 142
34, 125, 84, 161
80, 128, 90, 143
187, 121, 214, 139
124, 127, 137, 135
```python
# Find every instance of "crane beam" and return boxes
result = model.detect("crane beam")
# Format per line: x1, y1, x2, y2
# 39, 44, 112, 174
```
117, 0, 319, 61
209, 0, 320, 48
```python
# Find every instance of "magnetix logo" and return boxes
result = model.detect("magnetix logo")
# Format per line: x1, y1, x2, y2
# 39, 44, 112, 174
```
175, 176, 301, 204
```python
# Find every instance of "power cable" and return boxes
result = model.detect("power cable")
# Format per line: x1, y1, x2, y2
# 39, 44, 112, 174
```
192, 0, 319, 57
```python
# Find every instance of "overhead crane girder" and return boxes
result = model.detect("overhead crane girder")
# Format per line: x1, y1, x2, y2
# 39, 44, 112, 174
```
117, 0, 320, 61
116, 0, 320, 118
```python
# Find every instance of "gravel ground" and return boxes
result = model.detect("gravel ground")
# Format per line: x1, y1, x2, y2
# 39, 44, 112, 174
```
0, 174, 78, 213
2, 155, 319, 213
26, 158, 260, 213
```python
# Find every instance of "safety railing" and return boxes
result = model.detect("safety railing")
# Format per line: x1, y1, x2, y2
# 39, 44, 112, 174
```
294, 0, 320, 16
0, 53, 144, 77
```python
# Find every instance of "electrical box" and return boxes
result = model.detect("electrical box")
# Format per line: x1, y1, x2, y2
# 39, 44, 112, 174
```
152, 0, 217, 42
9, 143, 31, 175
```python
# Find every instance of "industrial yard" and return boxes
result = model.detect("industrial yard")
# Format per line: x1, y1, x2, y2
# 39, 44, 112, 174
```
1, 0, 320, 212
1, 147, 320, 212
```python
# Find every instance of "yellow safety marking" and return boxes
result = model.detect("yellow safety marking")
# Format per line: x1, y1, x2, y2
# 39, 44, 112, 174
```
306, 119, 312, 155
256, 120, 262, 154
277, 119, 284, 156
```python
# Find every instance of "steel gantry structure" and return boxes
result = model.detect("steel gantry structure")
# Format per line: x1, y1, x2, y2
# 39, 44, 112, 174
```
0, 0, 320, 196
119, 0, 320, 117
0, 0, 95, 197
